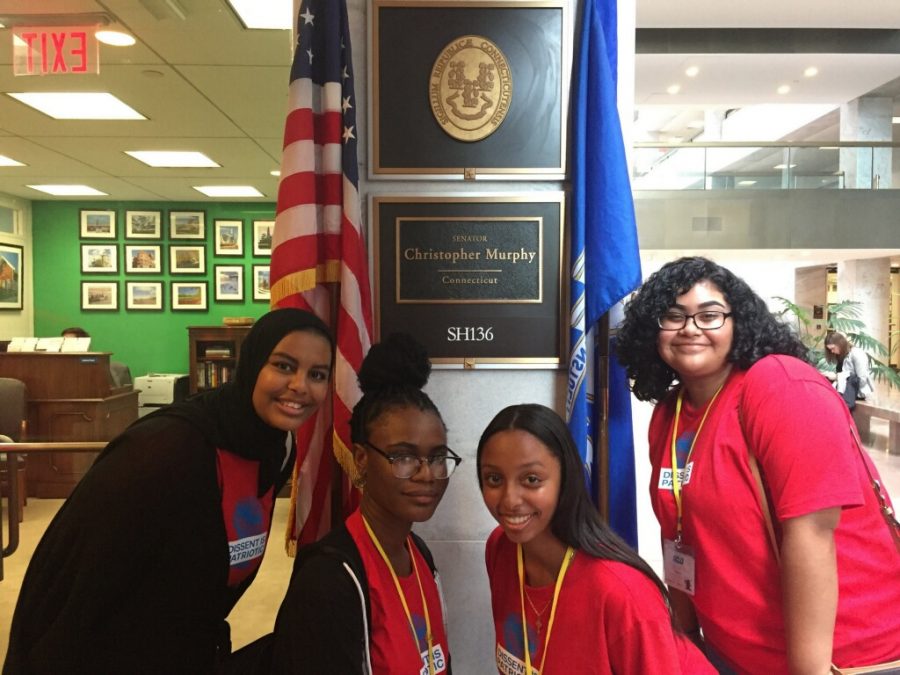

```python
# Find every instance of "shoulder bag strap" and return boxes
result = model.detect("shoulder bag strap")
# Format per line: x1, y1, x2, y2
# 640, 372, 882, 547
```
746, 451, 781, 565
846, 423, 900, 552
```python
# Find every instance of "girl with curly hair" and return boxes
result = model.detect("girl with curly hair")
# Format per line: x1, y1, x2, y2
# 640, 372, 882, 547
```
616, 257, 900, 674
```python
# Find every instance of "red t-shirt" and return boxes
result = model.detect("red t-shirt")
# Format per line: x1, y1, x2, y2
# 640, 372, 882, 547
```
346, 510, 449, 675
649, 355, 900, 673
485, 528, 714, 674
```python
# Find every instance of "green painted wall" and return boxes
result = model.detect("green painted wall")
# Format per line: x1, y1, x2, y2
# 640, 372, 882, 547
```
33, 200, 276, 377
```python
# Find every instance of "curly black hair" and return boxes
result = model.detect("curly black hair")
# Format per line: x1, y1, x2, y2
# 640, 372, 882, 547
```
616, 257, 809, 403
349, 332, 445, 443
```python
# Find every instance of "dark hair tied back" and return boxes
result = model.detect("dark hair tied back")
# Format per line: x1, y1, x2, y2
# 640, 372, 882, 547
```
358, 332, 431, 395
350, 333, 443, 443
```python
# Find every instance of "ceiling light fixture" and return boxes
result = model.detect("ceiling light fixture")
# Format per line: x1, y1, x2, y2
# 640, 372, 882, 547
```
193, 185, 264, 198
0, 155, 26, 167
737, 180, 757, 186
95, 29, 136, 47
226, 0, 291, 29
773, 164, 797, 170
666, 84, 681, 95
270, 170, 281, 177
804, 66, 819, 78
685, 66, 699, 77
27, 184, 108, 196
126, 151, 220, 168
8, 92, 145, 120
777, 85, 791, 95
893, 117, 900, 124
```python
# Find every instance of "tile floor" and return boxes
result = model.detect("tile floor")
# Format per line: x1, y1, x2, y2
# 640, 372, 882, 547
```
1, 417, 898, 667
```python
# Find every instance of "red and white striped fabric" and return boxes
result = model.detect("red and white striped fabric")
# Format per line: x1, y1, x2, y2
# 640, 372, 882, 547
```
270, 0, 372, 553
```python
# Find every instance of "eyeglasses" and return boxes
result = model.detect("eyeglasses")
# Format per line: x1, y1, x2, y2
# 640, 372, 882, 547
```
657, 310, 732, 331
364, 441, 462, 480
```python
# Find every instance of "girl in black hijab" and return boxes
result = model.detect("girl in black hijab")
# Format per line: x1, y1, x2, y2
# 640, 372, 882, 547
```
4, 308, 334, 675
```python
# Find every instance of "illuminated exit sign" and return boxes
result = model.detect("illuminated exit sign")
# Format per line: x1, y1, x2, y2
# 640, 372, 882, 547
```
12, 26, 99, 76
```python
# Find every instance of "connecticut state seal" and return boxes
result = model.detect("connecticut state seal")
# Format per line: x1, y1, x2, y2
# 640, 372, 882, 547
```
429, 35, 512, 142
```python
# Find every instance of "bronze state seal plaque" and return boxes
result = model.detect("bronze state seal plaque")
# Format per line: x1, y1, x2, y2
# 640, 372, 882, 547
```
429, 35, 512, 143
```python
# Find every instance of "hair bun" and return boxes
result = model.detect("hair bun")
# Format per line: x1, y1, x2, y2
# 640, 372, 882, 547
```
358, 332, 431, 394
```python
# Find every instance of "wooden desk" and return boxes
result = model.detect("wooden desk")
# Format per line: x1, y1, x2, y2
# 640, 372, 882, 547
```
0, 352, 138, 498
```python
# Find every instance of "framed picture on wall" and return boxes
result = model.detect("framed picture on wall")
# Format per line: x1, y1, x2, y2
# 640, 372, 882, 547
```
125, 245, 162, 273
172, 281, 208, 310
252, 220, 274, 256
170, 245, 206, 274
81, 281, 118, 311
81, 244, 118, 273
169, 211, 206, 239
214, 219, 244, 256
125, 210, 162, 239
126, 281, 163, 310
252, 264, 270, 301
80, 209, 117, 238
0, 243, 23, 310
214, 265, 244, 302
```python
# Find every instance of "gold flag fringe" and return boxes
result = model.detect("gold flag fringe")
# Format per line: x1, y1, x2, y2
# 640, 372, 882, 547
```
270, 262, 342, 307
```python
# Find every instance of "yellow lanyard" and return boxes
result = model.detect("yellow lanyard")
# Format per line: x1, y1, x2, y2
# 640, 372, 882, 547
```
669, 384, 724, 543
362, 516, 435, 675
517, 543, 575, 675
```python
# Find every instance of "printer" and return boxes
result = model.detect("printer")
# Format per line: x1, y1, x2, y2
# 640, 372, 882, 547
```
135, 373, 189, 417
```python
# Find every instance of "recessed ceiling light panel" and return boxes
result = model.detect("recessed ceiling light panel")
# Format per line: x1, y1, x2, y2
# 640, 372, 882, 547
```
193, 185, 263, 198
27, 184, 108, 196
0, 155, 25, 167
226, 0, 292, 29
126, 151, 220, 168
803, 66, 819, 78
666, 84, 681, 95
777, 85, 791, 95
95, 30, 136, 46
685, 66, 700, 77
8, 92, 145, 120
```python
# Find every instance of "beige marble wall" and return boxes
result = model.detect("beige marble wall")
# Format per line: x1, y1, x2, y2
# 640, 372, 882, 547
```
837, 257, 892, 349
795, 264, 829, 341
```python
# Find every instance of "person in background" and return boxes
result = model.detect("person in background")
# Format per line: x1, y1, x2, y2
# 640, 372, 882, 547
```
477, 403, 714, 675
616, 256, 900, 674
61, 326, 90, 339
246, 332, 456, 675
824, 331, 874, 408
5, 308, 334, 675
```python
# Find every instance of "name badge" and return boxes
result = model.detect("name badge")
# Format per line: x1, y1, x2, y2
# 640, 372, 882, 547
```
419, 643, 448, 674
663, 538, 696, 596
658, 462, 693, 490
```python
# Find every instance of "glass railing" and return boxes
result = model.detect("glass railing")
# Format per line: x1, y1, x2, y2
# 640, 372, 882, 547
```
632, 142, 896, 190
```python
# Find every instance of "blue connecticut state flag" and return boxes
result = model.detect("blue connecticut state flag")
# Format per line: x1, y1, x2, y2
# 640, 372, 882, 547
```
566, 0, 642, 547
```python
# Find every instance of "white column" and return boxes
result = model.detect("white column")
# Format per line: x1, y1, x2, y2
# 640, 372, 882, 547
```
839, 97, 892, 189
836, 257, 892, 352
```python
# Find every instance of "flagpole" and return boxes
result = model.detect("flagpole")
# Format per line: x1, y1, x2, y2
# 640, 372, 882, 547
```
595, 312, 611, 522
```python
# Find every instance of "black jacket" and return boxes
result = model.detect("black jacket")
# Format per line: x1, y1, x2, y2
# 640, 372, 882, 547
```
4, 417, 293, 675
226, 523, 451, 675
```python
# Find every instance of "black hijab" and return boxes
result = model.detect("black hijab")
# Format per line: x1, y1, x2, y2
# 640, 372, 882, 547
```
146, 308, 334, 495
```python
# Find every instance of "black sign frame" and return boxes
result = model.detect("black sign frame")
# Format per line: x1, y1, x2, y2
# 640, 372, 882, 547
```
368, 0, 569, 180
372, 194, 565, 368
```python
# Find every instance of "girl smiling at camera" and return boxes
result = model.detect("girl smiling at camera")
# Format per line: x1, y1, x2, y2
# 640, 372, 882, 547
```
477, 403, 713, 675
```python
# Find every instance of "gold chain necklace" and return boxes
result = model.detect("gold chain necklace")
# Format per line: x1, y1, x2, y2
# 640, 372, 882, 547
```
523, 587, 552, 633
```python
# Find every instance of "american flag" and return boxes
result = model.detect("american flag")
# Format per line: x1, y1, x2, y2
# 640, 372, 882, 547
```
271, 0, 373, 552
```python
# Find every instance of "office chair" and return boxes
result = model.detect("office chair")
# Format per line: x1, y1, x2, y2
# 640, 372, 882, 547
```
0, 377, 27, 522
109, 361, 133, 388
